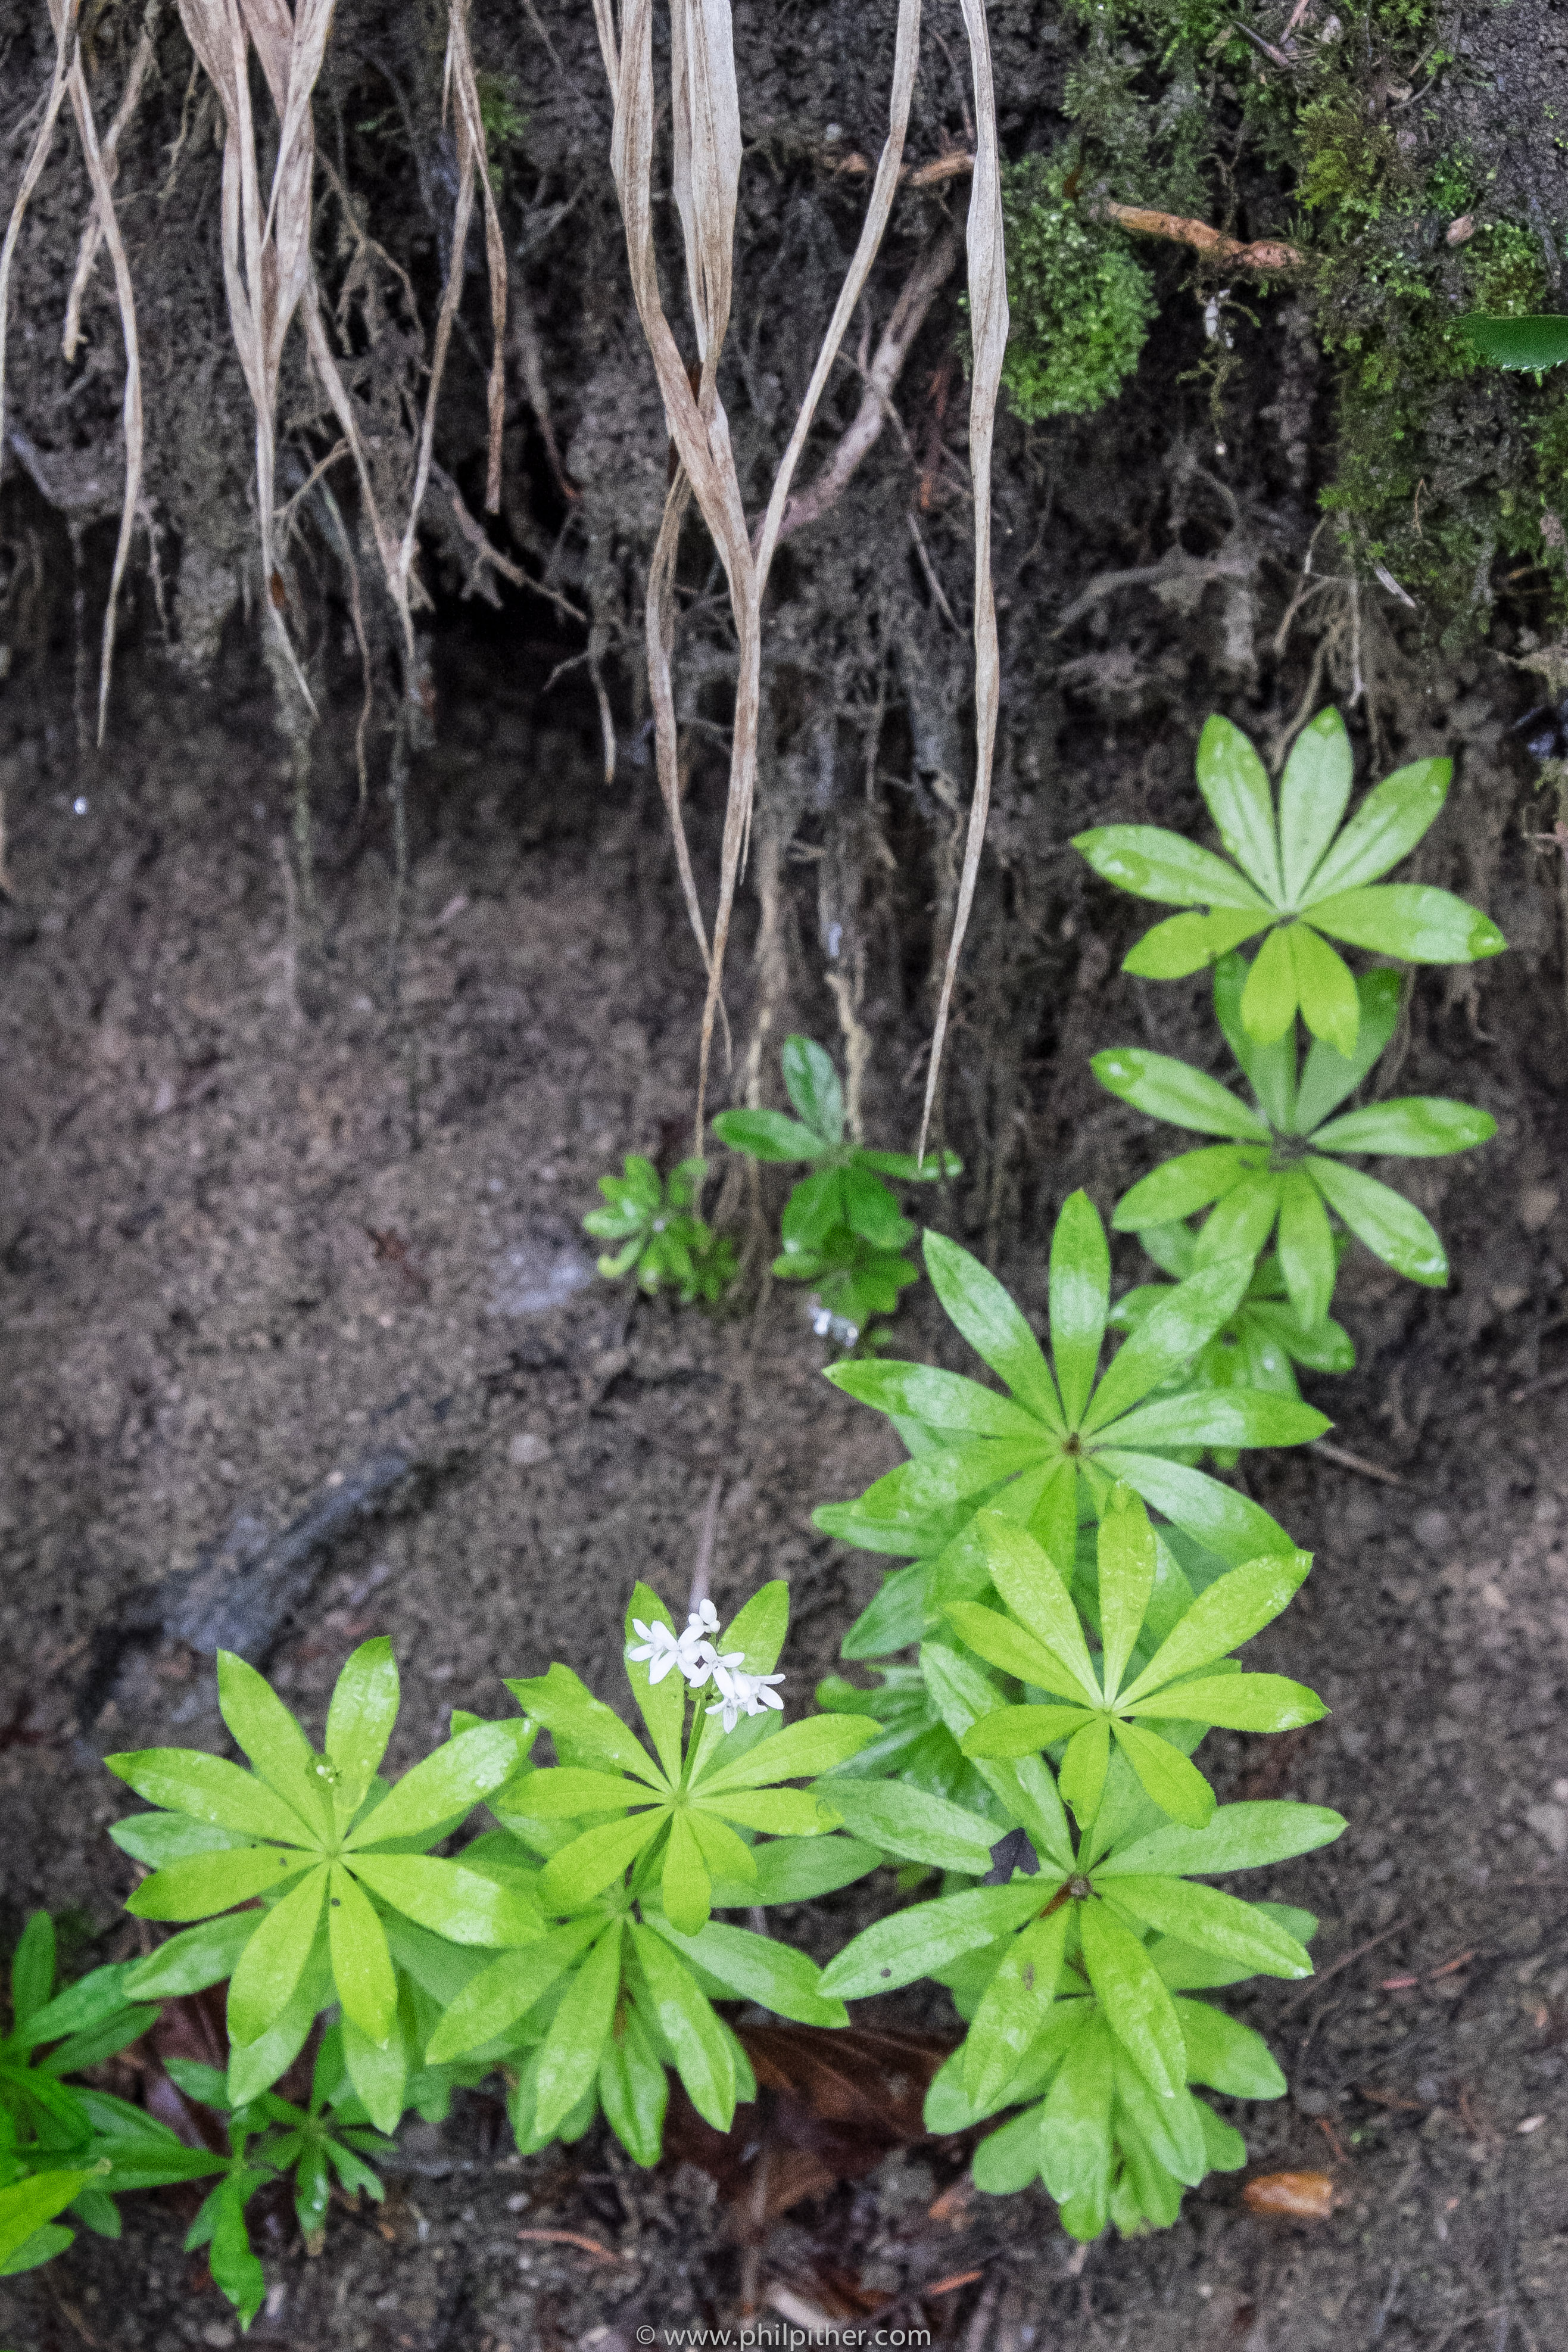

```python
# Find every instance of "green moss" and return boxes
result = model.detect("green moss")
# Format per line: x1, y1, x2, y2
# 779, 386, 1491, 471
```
997, 152, 1158, 422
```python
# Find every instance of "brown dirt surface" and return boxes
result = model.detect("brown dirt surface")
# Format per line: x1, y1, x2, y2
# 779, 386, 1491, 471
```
4, 645, 1568, 2351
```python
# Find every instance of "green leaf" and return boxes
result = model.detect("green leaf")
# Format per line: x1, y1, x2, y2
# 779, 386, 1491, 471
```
1192, 1170, 1283, 1266
712, 1107, 827, 1162
0, 2173, 95, 2269
1102, 1877, 1313, 1978
647, 1918, 847, 2026
781, 1035, 844, 1142
838, 1166, 911, 1250
540, 1811, 667, 1909
108, 1812, 254, 1868
624, 1585, 687, 1782
697, 1714, 875, 1793
1073, 824, 1270, 909
348, 1719, 533, 1848
716, 1580, 791, 1678
227, 1940, 333, 2103
1109, 1719, 1214, 1828
964, 1908, 1070, 2111
1120, 1552, 1311, 1703
1099, 1800, 1345, 1880
1461, 312, 1568, 370
733, 1836, 883, 1905
1289, 924, 1360, 1056
1212, 952, 1296, 1130
1305, 1155, 1448, 1285
660, 1814, 712, 1937
1083, 1256, 1253, 1431
216, 1652, 333, 1841
598, 1998, 668, 2167
1106, 1390, 1329, 1452
819, 1881, 1045, 1999
944, 1601, 1092, 1705
124, 1913, 260, 1999
1093, 1449, 1296, 1567
922, 1231, 1062, 1424
841, 1560, 930, 1659
227, 1865, 328, 2046
1124, 908, 1273, 977
825, 1360, 1042, 1440
974, 1516, 1101, 1698
1048, 1191, 1111, 1426
127, 1843, 313, 1922
1195, 714, 1282, 900
329, 1862, 398, 2050
1128, 1672, 1327, 1733
1112, 2046, 1208, 2188
348, 1853, 545, 1946
1113, 1145, 1259, 1229
504, 1668, 667, 1782
687, 1811, 757, 1889
325, 1640, 402, 1829
857, 1145, 962, 1180
1059, 1718, 1111, 1825
1174, 1997, 1287, 2097
1290, 968, 1402, 1131
1276, 1168, 1336, 1331
971, 2105, 1045, 2192
1277, 708, 1354, 903
815, 1778, 996, 1874
780, 1166, 849, 1251
961, 1705, 1095, 1758
1308, 883, 1505, 964
1239, 924, 1298, 1043
534, 1921, 624, 2139
1078, 1896, 1186, 2100
1095, 1486, 1158, 1697
628, 1923, 736, 2132
1038, 2015, 1115, 2230
104, 1749, 319, 1846
1090, 1049, 1267, 1141
342, 2007, 408, 2135
919, 1642, 1076, 1868
1304, 757, 1450, 898
11, 1911, 55, 2027
523, 1768, 644, 1816
699, 1789, 836, 1837
1311, 1096, 1497, 1157
424, 1918, 604, 2061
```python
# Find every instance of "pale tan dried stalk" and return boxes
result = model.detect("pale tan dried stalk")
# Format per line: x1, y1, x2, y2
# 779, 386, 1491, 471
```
52, 0, 146, 742
917, 0, 1006, 1162
63, 3, 159, 363
601, 0, 925, 1132
0, 2, 79, 524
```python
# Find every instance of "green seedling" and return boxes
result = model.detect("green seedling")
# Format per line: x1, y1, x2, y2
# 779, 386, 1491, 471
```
819, 1534, 1343, 2238
815, 1191, 1329, 1626
426, 1581, 983, 2165
1074, 706, 1505, 1052
584, 1154, 737, 1304
1093, 954, 1496, 1329
107, 1641, 538, 2105
713, 1035, 959, 1341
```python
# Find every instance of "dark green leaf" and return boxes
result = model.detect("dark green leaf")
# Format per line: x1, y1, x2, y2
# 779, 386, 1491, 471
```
781, 1035, 844, 1141
712, 1107, 827, 1162
818, 1882, 1045, 1999
815, 1778, 996, 1874
646, 1918, 846, 2026
628, 1923, 736, 2132
1461, 312, 1568, 369
1102, 1877, 1313, 1977
533, 1921, 624, 2139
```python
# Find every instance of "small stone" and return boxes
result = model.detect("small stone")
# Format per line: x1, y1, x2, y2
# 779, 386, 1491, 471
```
1521, 1185, 1559, 1234
1296, 2088, 1331, 2116
1525, 1803, 1568, 1858
1413, 1508, 1450, 1554
1492, 1284, 1529, 1316
508, 1431, 552, 1467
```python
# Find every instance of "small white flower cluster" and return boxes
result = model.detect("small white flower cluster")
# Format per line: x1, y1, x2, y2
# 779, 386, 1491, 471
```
627, 1599, 785, 1734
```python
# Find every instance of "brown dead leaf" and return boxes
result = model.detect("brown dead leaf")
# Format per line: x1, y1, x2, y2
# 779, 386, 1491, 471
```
1242, 2170, 1336, 2220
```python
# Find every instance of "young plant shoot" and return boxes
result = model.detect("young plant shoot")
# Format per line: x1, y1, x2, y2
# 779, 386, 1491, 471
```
713, 1034, 959, 1342
584, 1154, 737, 1304
1093, 954, 1497, 1326
1074, 707, 1504, 1051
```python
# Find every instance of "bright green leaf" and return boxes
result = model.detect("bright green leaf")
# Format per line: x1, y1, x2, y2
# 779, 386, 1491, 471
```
534, 1922, 624, 2139
1196, 713, 1282, 899
922, 1231, 1062, 1424
104, 1749, 318, 1846
1305, 1155, 1448, 1285
1049, 1190, 1111, 1426
1078, 1898, 1185, 2100
347, 1853, 545, 1946
1090, 1049, 1268, 1141
325, 1639, 401, 1828
1239, 924, 1298, 1044
1072, 823, 1271, 909
216, 1651, 332, 1841
1304, 757, 1450, 898
328, 1862, 397, 2046
1120, 1552, 1311, 1703
227, 1865, 328, 2046
1308, 883, 1505, 964
126, 1845, 312, 1923
1277, 707, 1353, 902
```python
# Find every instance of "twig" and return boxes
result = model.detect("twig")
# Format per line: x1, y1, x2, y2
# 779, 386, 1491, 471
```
773, 228, 962, 546
1312, 1440, 1405, 1487
1100, 201, 1305, 271
516, 2228, 621, 2261
1279, 1919, 1410, 2015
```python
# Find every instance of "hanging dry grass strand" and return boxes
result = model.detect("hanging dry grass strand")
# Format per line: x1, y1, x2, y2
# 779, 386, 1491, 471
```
173, 0, 334, 712
63, 2, 160, 365
53, 0, 147, 743
597, 0, 925, 1135
0, 2, 80, 534
917, 0, 1006, 1163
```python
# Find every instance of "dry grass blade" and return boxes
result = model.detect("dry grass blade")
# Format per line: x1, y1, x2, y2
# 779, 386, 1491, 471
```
443, 0, 508, 511
52, 0, 147, 742
917, 0, 1006, 1163
0, 1, 79, 495
63, 2, 159, 364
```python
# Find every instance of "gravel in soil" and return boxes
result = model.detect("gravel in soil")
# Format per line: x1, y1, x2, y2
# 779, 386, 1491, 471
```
4, 662, 1568, 2350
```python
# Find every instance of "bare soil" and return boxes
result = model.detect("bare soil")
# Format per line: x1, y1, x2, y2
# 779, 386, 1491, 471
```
4, 645, 1568, 2352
